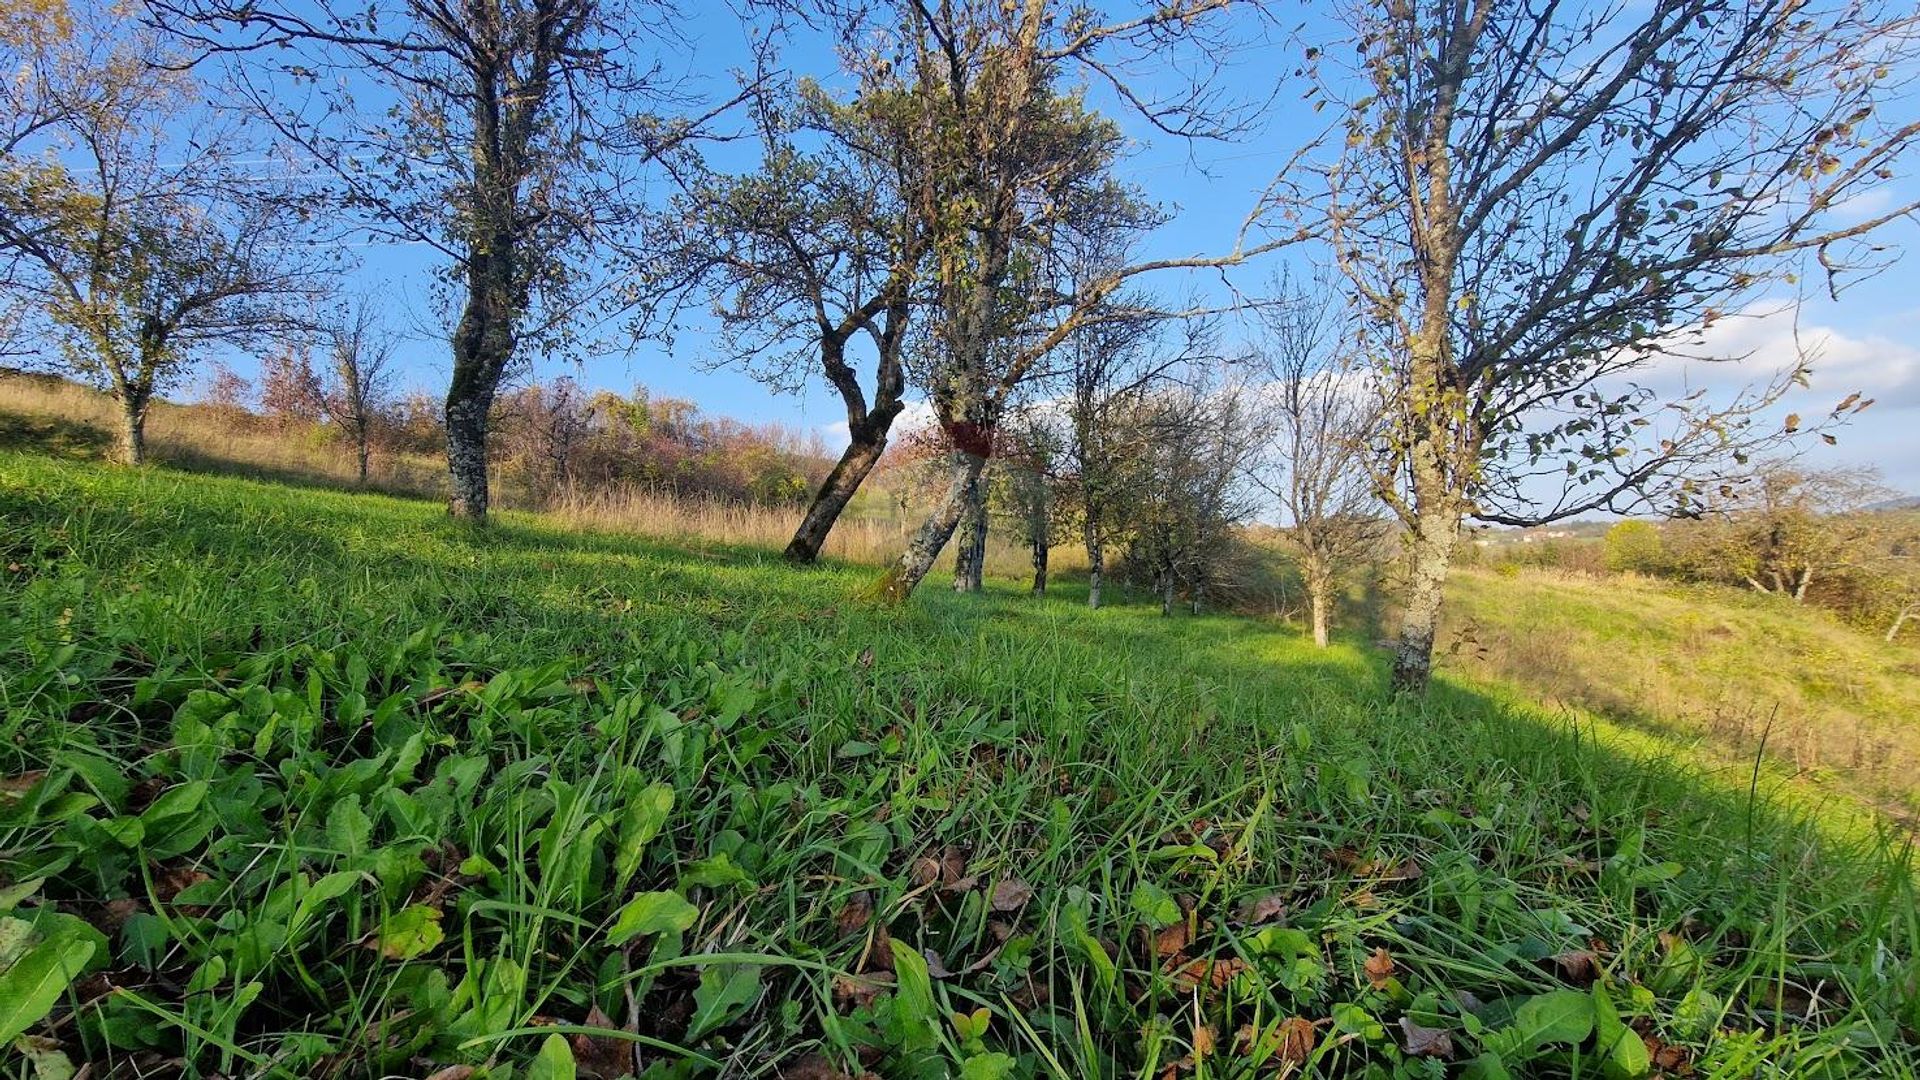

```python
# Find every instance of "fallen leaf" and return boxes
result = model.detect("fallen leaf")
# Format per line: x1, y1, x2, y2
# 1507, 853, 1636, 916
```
1191, 1024, 1216, 1059
1548, 949, 1599, 985
571, 1004, 635, 1079
832, 972, 894, 1010
1150, 921, 1190, 959
1644, 1033, 1694, 1075
1237, 893, 1288, 925
834, 891, 873, 935
1170, 956, 1248, 993
779, 1053, 871, 1079
856, 647, 874, 669
1235, 1017, 1316, 1065
989, 878, 1032, 911
1397, 1016, 1453, 1058
1364, 947, 1396, 989
922, 947, 952, 978
1377, 859, 1423, 883
423, 1068, 476, 1080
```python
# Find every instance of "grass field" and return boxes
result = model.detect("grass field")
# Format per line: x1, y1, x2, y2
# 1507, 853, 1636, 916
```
3, 452, 1917, 1078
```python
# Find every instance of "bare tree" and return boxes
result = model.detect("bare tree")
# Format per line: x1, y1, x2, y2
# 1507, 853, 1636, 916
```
319, 298, 399, 483
1251, 274, 1386, 647
658, 78, 927, 564
0, 13, 321, 463
1316, 0, 1920, 691
1674, 462, 1893, 602
993, 404, 1068, 596
154, 0, 722, 520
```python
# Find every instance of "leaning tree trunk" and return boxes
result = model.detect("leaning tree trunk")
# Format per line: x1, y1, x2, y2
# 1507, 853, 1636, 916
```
877, 450, 987, 603
1889, 604, 1915, 643
952, 473, 987, 592
1085, 518, 1104, 610
785, 423, 891, 565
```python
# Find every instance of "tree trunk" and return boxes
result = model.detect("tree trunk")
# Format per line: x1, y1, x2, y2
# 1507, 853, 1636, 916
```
1793, 567, 1813, 603
115, 392, 149, 466
952, 471, 987, 592
446, 393, 492, 520
1309, 578, 1331, 648
355, 426, 371, 484
876, 450, 986, 603
1392, 510, 1461, 693
1160, 568, 1175, 616
1085, 519, 1104, 609
1031, 535, 1048, 596
785, 426, 889, 565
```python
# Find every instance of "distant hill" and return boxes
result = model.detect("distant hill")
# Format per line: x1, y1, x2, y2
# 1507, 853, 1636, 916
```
1868, 494, 1920, 512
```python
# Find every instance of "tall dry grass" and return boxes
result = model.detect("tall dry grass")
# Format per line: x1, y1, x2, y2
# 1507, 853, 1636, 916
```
548, 484, 1088, 578
0, 374, 449, 495
0, 373, 1086, 578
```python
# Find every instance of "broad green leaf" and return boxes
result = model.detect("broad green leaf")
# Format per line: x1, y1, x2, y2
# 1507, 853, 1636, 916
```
525, 1032, 576, 1080
0, 922, 97, 1043
960, 1052, 1017, 1079
372, 904, 443, 960
327, 795, 372, 858
687, 964, 761, 1041
0, 880, 43, 915
1130, 882, 1181, 928
680, 853, 751, 891
613, 782, 673, 888
887, 939, 938, 1051
607, 891, 698, 946
1593, 985, 1651, 1079
1485, 989, 1594, 1058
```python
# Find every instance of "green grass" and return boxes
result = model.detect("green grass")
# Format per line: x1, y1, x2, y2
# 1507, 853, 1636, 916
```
1, 453, 1916, 1079
1442, 566, 1920, 821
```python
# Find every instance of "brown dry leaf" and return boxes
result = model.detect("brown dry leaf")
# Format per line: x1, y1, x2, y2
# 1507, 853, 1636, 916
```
780, 1052, 878, 1080
571, 1004, 636, 1079
1150, 920, 1191, 960
1169, 956, 1248, 993
0, 771, 45, 797
989, 878, 1032, 911
1234, 1017, 1317, 1066
1644, 1033, 1695, 1075
856, 647, 874, 670
1191, 1024, 1217, 1060
835, 891, 873, 935
1377, 859, 1423, 883
922, 947, 953, 979
1327, 846, 1366, 870
867, 924, 895, 972
1237, 893, 1288, 925
1548, 949, 1599, 985
155, 866, 211, 903
423, 1068, 476, 1080
832, 972, 894, 1010
908, 856, 941, 887
1397, 1016, 1454, 1059
1364, 947, 1396, 989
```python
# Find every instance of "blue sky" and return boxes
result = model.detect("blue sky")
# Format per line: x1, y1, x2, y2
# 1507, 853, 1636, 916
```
213, 3, 1920, 499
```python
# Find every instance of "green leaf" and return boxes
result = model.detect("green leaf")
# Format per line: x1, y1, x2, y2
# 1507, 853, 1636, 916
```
371, 904, 443, 960
0, 919, 98, 1043
1486, 989, 1594, 1058
327, 795, 372, 859
607, 891, 698, 946
1130, 882, 1182, 928
960, 1052, 1017, 1079
887, 939, 939, 1051
687, 964, 761, 1042
1593, 985, 1651, 1079
525, 1032, 576, 1080
613, 782, 673, 888
0, 879, 44, 914
680, 852, 751, 892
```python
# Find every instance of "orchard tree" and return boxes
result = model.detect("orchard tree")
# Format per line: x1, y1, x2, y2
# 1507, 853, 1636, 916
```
1319, 0, 1920, 691
0, 10, 320, 463
857, 0, 1292, 602
319, 298, 400, 483
155, 0, 724, 520
661, 79, 928, 563
1251, 274, 1385, 648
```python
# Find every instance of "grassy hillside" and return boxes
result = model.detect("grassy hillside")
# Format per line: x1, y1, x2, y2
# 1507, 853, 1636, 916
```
2, 453, 1916, 1078
1439, 566, 1920, 821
